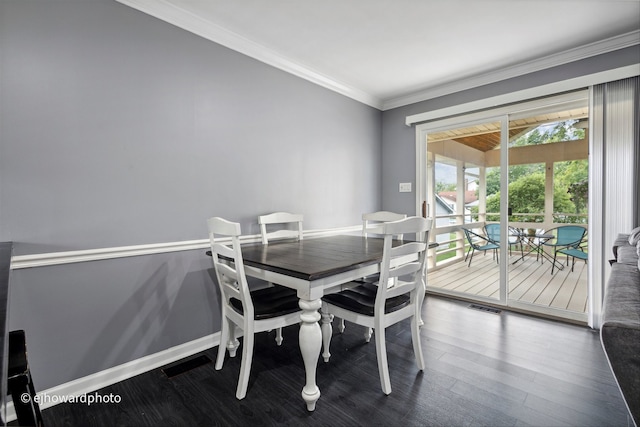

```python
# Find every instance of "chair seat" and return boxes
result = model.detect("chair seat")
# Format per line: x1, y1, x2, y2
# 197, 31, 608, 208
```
353, 273, 380, 284
323, 282, 410, 316
230, 286, 300, 320
479, 242, 499, 250
558, 248, 588, 260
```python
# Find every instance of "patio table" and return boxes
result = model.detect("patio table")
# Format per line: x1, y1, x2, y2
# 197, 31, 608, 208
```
512, 231, 564, 270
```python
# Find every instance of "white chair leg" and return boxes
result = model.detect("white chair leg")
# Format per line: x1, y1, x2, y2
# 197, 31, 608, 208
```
275, 327, 283, 346
418, 276, 426, 327
215, 316, 230, 370
236, 330, 254, 400
321, 311, 333, 362
374, 326, 392, 395
411, 315, 425, 371
364, 327, 373, 343
338, 318, 345, 333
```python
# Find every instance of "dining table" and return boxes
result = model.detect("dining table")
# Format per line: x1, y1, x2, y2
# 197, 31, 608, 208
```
216, 233, 436, 411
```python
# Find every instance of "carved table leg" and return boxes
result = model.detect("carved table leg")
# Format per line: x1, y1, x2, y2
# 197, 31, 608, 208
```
299, 298, 322, 411
321, 311, 333, 362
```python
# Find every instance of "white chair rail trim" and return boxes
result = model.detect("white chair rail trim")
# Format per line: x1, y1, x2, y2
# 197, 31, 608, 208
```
10, 225, 361, 270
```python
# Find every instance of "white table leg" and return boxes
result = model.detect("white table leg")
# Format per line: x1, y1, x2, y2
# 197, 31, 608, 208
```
299, 298, 322, 411
321, 311, 333, 362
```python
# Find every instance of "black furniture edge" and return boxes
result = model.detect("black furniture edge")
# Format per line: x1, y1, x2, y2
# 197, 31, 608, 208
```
600, 234, 639, 427
0, 242, 13, 426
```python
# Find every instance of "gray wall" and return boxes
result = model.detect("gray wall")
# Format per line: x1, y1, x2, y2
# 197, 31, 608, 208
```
0, 1, 381, 389
381, 46, 640, 215
0, 0, 382, 254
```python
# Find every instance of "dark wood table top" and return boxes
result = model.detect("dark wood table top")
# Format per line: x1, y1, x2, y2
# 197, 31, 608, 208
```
206, 234, 437, 285
239, 235, 389, 282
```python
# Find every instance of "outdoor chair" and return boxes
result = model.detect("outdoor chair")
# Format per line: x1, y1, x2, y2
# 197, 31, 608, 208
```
462, 227, 499, 267
556, 236, 588, 272
484, 223, 524, 260
542, 225, 587, 274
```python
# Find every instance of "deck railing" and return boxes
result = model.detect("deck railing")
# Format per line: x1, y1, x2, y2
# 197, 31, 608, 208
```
428, 212, 588, 270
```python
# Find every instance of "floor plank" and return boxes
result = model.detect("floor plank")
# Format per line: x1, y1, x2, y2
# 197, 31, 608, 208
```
35, 296, 629, 427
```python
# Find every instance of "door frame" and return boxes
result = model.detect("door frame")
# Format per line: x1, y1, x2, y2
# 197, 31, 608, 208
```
415, 91, 592, 323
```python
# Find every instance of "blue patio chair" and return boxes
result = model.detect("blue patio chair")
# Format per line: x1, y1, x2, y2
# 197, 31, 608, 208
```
543, 225, 587, 274
462, 227, 499, 267
484, 223, 524, 260
556, 239, 588, 272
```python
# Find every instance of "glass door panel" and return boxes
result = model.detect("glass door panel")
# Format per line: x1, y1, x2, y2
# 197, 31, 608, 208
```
426, 119, 503, 303
506, 111, 589, 321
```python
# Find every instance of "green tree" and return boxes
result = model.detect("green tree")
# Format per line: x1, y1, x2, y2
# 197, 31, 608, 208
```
486, 164, 545, 197
486, 173, 574, 222
435, 181, 456, 193
568, 179, 588, 215
554, 160, 588, 215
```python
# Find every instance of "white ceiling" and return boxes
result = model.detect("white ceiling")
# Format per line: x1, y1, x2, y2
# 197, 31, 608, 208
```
118, 0, 640, 110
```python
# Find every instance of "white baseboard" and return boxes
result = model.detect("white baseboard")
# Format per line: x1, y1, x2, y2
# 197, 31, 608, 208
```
5, 332, 221, 422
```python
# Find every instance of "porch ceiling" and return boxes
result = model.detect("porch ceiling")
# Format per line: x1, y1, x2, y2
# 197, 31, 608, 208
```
427, 107, 588, 152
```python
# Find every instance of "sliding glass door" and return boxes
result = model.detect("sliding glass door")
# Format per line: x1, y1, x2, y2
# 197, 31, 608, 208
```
419, 92, 589, 322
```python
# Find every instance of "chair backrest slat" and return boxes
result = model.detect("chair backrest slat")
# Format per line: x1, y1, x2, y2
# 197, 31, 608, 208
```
208, 217, 253, 317
462, 227, 485, 250
258, 212, 304, 244
386, 280, 417, 299
484, 223, 500, 243
555, 225, 586, 246
389, 241, 426, 259
362, 211, 407, 238
375, 217, 432, 313
389, 260, 422, 279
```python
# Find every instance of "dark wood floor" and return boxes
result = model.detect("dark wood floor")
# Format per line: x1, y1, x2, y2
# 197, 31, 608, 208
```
38, 296, 630, 427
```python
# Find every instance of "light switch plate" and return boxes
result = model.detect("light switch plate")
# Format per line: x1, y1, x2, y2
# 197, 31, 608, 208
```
399, 182, 412, 192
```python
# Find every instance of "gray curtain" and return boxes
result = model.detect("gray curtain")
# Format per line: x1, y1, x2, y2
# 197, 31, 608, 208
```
592, 76, 640, 233
589, 76, 639, 328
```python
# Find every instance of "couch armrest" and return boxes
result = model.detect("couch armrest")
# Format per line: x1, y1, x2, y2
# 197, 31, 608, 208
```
613, 233, 631, 260
601, 262, 640, 426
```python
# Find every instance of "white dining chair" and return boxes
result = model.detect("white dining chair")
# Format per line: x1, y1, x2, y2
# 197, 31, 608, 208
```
338, 211, 408, 338
257, 211, 304, 344
258, 212, 303, 244
362, 211, 407, 239
321, 216, 432, 395
208, 217, 302, 400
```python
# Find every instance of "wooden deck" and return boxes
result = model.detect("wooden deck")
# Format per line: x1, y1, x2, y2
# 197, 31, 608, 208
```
427, 251, 588, 315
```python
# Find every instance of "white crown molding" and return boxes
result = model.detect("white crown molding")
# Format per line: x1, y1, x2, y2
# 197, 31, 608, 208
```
115, 0, 382, 109
10, 225, 361, 269
116, 1, 638, 111
384, 31, 640, 111
405, 64, 640, 126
